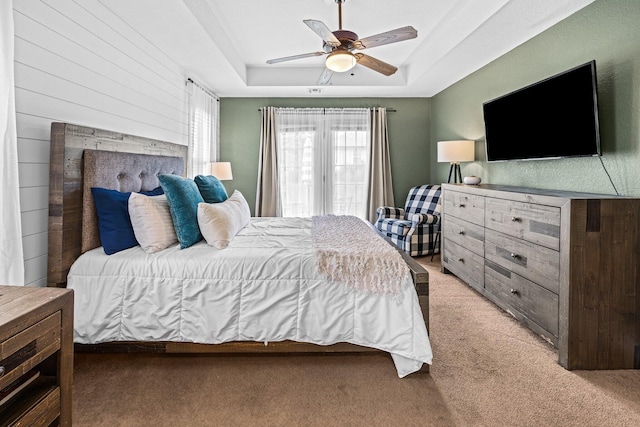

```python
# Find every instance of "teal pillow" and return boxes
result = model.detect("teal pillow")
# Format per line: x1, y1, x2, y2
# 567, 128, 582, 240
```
158, 175, 204, 249
194, 175, 228, 203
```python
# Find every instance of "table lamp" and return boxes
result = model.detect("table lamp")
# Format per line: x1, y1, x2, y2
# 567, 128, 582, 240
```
437, 140, 475, 183
209, 162, 233, 180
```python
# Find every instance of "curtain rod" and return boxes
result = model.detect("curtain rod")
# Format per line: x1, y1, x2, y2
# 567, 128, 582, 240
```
257, 107, 396, 112
186, 78, 219, 101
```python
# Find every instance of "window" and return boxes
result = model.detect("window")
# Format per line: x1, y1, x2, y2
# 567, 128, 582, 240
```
277, 108, 370, 218
187, 79, 219, 177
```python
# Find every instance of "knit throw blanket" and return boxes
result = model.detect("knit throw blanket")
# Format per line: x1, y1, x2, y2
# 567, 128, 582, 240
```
311, 215, 411, 296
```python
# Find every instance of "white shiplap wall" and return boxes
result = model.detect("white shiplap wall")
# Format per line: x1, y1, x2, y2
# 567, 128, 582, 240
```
13, 0, 188, 287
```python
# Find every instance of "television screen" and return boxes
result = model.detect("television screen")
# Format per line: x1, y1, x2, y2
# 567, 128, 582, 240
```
483, 61, 600, 162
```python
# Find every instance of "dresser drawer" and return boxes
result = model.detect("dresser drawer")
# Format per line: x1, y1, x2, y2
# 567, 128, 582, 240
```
485, 229, 559, 294
442, 238, 485, 291
0, 312, 61, 390
443, 190, 485, 226
485, 260, 559, 338
485, 197, 561, 250
443, 215, 484, 257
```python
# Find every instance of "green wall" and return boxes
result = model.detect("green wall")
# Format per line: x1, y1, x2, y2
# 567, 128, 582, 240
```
430, 0, 640, 196
220, 98, 430, 214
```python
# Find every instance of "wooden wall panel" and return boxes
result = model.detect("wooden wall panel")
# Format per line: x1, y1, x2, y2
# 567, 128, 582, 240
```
12, 0, 188, 286
21, 210, 49, 236
22, 232, 48, 261
16, 114, 56, 141
19, 187, 49, 212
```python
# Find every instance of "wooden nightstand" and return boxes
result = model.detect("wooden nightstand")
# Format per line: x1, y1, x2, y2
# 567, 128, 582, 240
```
0, 286, 73, 426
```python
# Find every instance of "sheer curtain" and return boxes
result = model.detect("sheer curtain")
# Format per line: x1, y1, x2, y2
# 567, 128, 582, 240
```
187, 79, 219, 177
326, 108, 370, 217
276, 108, 370, 218
1, 0, 25, 286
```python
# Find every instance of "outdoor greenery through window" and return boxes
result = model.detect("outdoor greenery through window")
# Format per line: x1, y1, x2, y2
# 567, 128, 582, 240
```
277, 108, 370, 218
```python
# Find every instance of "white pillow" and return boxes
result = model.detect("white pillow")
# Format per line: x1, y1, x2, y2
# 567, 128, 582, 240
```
197, 190, 251, 249
128, 193, 178, 253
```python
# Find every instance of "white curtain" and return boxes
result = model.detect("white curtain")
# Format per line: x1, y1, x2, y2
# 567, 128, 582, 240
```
366, 107, 395, 223
187, 79, 219, 177
1, 0, 25, 286
276, 108, 370, 218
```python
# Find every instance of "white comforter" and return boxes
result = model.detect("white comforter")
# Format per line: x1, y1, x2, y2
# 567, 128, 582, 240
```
68, 217, 432, 377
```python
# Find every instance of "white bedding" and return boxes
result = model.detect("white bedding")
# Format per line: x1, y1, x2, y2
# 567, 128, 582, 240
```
68, 217, 432, 377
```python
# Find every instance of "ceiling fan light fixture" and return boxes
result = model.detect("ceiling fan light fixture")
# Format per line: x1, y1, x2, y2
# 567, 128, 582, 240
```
326, 51, 357, 72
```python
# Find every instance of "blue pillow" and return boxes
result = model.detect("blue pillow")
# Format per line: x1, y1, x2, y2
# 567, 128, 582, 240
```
158, 174, 204, 249
194, 175, 228, 203
91, 186, 164, 255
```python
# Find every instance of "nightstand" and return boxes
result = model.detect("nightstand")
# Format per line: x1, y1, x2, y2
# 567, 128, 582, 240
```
0, 286, 73, 426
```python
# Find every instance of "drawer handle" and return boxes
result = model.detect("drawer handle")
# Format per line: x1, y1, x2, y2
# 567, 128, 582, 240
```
511, 216, 520, 222
0, 366, 4, 377
458, 230, 465, 235
510, 288, 519, 295
459, 204, 466, 208
510, 252, 519, 259
457, 257, 464, 263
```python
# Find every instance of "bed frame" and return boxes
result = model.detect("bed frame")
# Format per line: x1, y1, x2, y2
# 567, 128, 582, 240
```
47, 122, 429, 370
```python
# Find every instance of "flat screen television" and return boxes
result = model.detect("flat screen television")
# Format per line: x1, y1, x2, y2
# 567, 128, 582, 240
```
483, 61, 600, 162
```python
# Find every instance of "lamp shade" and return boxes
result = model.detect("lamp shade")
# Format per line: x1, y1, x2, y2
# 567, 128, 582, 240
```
326, 51, 357, 73
209, 162, 233, 180
437, 140, 475, 163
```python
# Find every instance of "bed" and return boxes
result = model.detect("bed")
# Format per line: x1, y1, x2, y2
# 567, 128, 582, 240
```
47, 123, 432, 378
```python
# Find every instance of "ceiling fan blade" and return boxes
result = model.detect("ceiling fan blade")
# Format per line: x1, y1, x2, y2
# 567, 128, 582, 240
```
353, 26, 417, 50
354, 53, 397, 76
317, 68, 334, 86
303, 19, 341, 47
266, 51, 326, 64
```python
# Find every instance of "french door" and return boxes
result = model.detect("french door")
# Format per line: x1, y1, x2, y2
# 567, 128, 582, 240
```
277, 108, 370, 218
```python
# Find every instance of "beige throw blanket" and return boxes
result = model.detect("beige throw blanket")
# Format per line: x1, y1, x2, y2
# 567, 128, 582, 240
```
312, 215, 411, 296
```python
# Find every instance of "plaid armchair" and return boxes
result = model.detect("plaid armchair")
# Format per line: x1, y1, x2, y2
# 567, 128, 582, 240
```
375, 185, 442, 257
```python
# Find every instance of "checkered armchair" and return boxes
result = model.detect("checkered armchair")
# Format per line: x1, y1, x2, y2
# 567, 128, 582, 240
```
375, 185, 442, 257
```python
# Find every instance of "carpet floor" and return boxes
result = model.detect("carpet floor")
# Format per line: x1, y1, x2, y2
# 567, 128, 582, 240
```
73, 256, 640, 426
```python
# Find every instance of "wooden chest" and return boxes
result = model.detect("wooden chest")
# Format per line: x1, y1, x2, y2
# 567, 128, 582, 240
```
441, 183, 640, 370
0, 286, 73, 426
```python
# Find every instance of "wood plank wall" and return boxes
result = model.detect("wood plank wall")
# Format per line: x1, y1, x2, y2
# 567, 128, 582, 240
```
13, 0, 188, 287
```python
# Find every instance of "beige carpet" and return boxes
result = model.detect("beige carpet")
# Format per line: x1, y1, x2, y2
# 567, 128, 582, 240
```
73, 257, 640, 426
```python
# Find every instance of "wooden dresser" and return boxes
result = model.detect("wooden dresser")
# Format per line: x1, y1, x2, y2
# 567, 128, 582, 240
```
0, 286, 73, 426
441, 183, 640, 370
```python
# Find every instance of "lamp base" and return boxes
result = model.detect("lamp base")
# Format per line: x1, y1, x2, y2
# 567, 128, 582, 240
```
447, 163, 462, 183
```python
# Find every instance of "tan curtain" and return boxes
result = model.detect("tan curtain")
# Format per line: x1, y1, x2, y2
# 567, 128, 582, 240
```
366, 107, 394, 223
255, 106, 281, 216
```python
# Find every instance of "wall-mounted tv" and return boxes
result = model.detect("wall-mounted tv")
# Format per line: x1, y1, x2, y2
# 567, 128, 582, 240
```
483, 61, 600, 162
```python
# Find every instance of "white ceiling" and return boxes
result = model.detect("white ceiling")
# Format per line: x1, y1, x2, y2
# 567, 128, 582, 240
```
102, 0, 595, 97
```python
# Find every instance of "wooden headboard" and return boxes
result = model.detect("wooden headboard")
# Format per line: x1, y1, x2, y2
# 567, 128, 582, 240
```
47, 123, 188, 287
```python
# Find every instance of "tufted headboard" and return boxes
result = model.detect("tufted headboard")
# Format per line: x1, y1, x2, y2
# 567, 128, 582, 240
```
81, 150, 183, 253
48, 123, 188, 287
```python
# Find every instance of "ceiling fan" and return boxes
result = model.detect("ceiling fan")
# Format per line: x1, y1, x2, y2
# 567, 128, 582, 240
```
266, 0, 417, 85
